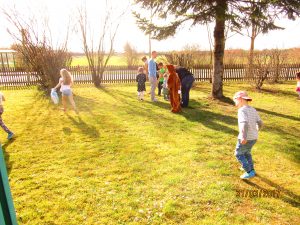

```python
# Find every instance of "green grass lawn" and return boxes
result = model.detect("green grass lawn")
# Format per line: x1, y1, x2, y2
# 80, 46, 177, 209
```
1, 81, 299, 225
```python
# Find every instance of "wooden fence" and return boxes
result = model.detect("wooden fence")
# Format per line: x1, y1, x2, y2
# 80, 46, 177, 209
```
0, 64, 299, 87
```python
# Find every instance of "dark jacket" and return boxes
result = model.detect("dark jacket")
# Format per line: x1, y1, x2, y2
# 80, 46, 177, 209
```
175, 66, 194, 81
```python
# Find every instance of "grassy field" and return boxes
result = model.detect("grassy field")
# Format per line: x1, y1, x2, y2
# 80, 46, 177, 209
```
70, 50, 300, 67
1, 81, 299, 224
71, 55, 128, 66
70, 55, 170, 67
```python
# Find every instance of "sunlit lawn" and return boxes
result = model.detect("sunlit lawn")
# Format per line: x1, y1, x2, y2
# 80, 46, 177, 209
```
2, 81, 299, 224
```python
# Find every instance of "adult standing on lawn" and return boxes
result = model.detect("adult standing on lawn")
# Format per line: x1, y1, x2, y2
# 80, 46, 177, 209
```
175, 66, 195, 108
166, 64, 181, 113
148, 51, 158, 102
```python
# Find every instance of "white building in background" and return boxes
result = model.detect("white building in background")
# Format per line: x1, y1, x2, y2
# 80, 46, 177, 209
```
0, 49, 17, 69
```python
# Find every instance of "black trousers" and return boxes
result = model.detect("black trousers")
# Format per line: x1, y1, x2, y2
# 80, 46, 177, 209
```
158, 81, 163, 95
181, 76, 195, 107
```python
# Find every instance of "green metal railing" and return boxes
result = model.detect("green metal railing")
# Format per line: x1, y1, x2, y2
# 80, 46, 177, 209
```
0, 146, 18, 225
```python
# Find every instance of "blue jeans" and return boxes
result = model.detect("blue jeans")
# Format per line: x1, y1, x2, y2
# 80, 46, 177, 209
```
181, 76, 194, 107
235, 139, 257, 172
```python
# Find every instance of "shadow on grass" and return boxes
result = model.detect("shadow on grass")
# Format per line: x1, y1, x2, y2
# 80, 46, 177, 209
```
192, 84, 211, 93
66, 114, 100, 139
30, 88, 53, 107
186, 99, 208, 109
261, 124, 300, 162
256, 174, 300, 202
221, 96, 235, 105
181, 108, 237, 136
103, 89, 177, 125
2, 139, 16, 175
102, 87, 238, 136
256, 108, 300, 122
72, 95, 99, 114
145, 98, 173, 109
143, 94, 237, 136
101, 85, 170, 108
62, 127, 72, 135
190, 85, 235, 105
31, 89, 99, 115
260, 87, 297, 98
242, 174, 300, 208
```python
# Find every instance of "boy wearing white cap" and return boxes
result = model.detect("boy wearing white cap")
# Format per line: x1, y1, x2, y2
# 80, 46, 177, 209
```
233, 91, 263, 179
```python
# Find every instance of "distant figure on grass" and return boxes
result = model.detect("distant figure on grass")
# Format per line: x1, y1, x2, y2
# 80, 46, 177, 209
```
141, 56, 148, 76
136, 67, 147, 101
0, 92, 14, 140
175, 66, 195, 107
166, 64, 181, 113
148, 51, 158, 102
162, 73, 169, 101
157, 62, 166, 96
54, 69, 78, 113
296, 72, 300, 100
233, 91, 263, 179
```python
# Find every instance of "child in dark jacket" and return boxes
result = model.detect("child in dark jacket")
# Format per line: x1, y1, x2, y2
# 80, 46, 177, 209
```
136, 67, 147, 101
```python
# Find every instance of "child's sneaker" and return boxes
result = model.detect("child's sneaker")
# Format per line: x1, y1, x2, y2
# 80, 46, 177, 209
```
240, 170, 256, 179
7, 132, 15, 140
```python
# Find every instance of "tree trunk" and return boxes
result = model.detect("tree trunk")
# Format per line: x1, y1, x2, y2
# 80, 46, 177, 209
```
247, 23, 256, 81
249, 36, 255, 66
211, 0, 226, 99
148, 33, 152, 58
91, 69, 100, 87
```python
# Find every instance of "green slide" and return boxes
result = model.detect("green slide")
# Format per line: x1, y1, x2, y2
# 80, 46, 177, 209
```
0, 147, 18, 225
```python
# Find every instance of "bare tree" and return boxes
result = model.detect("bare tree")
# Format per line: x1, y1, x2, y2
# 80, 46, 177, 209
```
181, 44, 207, 66
235, 1, 283, 80
287, 48, 300, 64
269, 48, 287, 83
164, 51, 194, 69
3, 7, 71, 93
123, 42, 139, 67
78, 1, 127, 87
250, 50, 272, 90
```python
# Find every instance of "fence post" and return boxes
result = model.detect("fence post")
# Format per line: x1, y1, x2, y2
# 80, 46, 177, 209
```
0, 146, 18, 225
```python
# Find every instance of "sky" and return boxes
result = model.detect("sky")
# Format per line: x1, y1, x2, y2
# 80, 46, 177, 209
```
1, 0, 300, 53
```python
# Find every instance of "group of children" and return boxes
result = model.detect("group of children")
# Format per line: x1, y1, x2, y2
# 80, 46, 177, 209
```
0, 67, 299, 179
136, 62, 170, 101
135, 64, 300, 179
136, 61, 263, 178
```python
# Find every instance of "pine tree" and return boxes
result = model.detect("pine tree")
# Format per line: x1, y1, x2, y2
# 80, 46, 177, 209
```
133, 0, 300, 99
